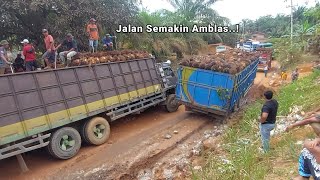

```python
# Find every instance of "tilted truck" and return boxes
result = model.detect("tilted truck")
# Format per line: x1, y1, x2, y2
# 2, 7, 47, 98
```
175, 59, 259, 119
0, 58, 179, 161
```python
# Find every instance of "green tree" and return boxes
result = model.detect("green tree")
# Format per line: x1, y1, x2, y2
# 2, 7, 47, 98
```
166, 0, 219, 24
0, 0, 138, 50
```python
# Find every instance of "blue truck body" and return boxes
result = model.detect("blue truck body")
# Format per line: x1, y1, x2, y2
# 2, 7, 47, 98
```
176, 59, 259, 117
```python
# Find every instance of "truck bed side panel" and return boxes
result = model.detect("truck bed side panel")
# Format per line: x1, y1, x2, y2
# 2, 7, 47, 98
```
176, 60, 258, 114
230, 60, 259, 109
0, 58, 162, 146
176, 67, 234, 111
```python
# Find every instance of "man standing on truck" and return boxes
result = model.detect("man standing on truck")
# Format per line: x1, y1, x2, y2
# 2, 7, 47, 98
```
259, 90, 278, 152
56, 33, 78, 67
22, 39, 39, 71
42, 29, 56, 69
86, 18, 99, 53
0, 40, 12, 75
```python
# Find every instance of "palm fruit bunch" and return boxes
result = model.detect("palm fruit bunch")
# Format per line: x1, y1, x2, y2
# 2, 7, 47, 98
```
179, 49, 260, 75
70, 50, 151, 67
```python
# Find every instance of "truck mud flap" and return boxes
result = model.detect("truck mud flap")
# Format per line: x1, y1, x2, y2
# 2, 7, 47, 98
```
0, 133, 51, 160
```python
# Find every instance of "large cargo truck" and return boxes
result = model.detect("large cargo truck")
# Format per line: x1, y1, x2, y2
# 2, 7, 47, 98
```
0, 58, 179, 160
257, 48, 272, 71
256, 43, 273, 71
175, 59, 259, 119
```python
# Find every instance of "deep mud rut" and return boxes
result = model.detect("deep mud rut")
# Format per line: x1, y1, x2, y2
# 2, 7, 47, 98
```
1, 60, 312, 180
0, 106, 221, 180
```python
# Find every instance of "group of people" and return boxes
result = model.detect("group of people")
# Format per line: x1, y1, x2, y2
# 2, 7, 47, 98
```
259, 88, 320, 179
263, 64, 299, 83
0, 18, 116, 74
280, 68, 299, 83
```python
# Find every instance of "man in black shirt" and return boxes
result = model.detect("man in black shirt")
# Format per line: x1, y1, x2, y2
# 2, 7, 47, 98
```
260, 90, 278, 152
56, 33, 78, 67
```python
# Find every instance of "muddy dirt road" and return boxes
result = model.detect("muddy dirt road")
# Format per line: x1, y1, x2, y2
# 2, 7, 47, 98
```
0, 105, 219, 180
0, 60, 299, 180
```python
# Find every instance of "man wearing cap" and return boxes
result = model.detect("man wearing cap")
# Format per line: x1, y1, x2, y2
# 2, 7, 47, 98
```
0, 40, 12, 75
55, 33, 78, 67
42, 29, 56, 69
102, 34, 116, 51
86, 18, 100, 53
22, 39, 38, 71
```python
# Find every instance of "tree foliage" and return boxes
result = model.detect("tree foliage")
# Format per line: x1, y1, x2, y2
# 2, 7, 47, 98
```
0, 0, 247, 57
166, 0, 219, 24
242, 15, 290, 38
242, 5, 320, 39
0, 0, 138, 50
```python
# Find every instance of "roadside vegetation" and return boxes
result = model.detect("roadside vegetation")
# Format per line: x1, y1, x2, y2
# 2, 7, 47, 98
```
4, 1, 320, 61
193, 70, 320, 180
0, 0, 234, 58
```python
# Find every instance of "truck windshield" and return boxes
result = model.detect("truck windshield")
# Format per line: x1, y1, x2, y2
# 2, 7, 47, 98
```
164, 68, 174, 77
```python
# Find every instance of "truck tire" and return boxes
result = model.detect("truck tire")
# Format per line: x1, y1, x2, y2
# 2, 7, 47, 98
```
81, 117, 110, 145
165, 94, 179, 112
47, 127, 81, 160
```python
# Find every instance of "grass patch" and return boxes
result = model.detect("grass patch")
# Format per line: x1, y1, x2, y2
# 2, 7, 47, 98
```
192, 70, 320, 180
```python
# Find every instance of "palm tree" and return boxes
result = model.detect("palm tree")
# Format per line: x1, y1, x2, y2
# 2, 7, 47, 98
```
167, 0, 225, 44
166, 0, 219, 24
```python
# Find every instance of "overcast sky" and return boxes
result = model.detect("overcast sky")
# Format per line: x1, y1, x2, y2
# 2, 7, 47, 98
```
141, 0, 318, 24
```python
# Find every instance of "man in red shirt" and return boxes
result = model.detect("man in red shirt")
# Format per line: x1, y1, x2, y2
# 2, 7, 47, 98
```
42, 29, 56, 69
21, 39, 38, 71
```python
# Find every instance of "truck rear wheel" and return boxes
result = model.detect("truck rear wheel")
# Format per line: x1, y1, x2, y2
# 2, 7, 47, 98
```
165, 94, 179, 112
47, 127, 81, 160
81, 117, 110, 145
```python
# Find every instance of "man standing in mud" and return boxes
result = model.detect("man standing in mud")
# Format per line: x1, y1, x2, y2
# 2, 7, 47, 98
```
259, 90, 278, 152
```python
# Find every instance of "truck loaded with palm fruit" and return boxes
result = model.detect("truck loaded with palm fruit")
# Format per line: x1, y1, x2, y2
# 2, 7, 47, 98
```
0, 50, 179, 161
176, 49, 259, 120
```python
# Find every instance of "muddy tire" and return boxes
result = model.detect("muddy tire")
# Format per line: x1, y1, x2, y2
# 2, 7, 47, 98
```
165, 94, 179, 113
47, 127, 81, 160
81, 117, 110, 145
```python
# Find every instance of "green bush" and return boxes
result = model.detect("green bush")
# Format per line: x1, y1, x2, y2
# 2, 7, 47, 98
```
271, 38, 304, 69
